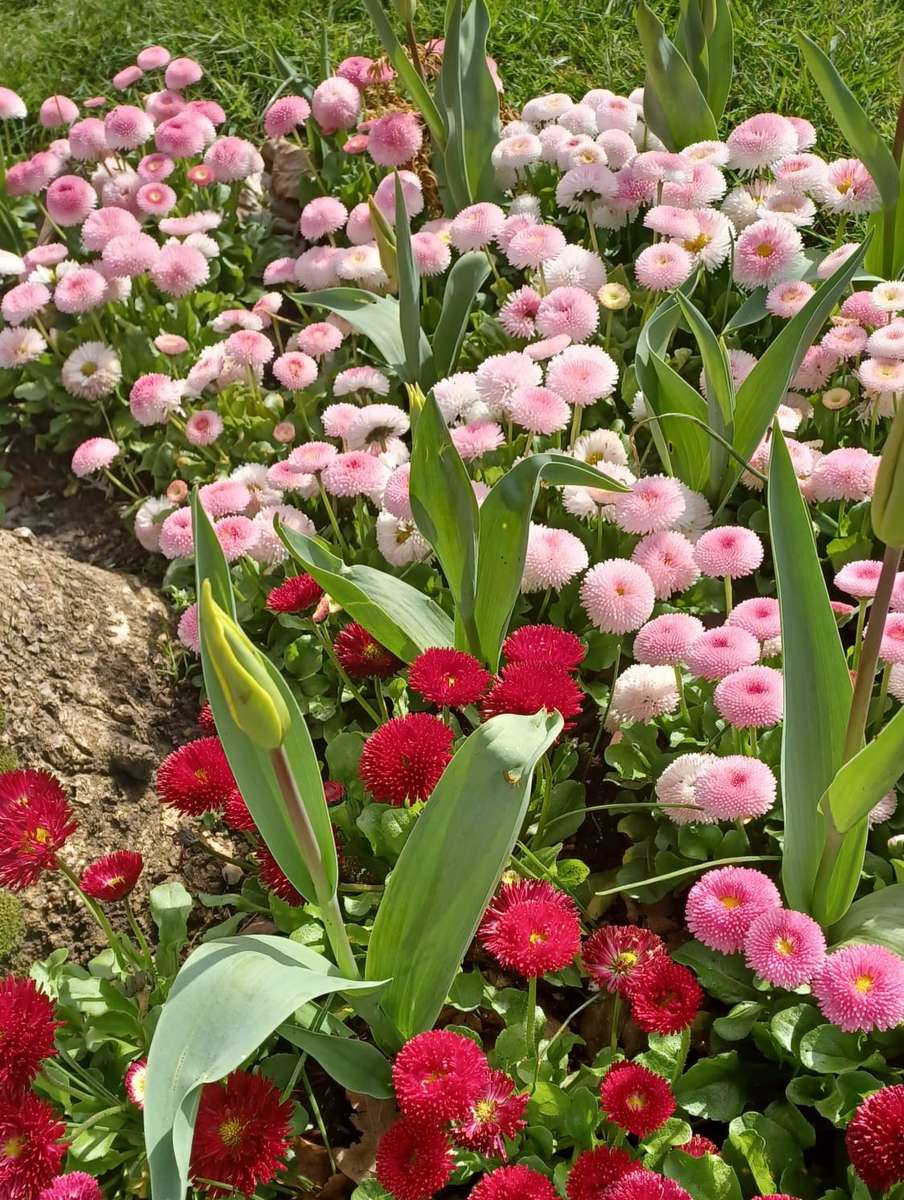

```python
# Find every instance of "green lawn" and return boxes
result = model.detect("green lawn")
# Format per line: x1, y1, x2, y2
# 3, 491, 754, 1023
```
0, 0, 900, 153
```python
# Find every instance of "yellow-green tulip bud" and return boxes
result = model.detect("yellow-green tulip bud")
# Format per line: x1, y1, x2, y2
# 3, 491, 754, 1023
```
393, 0, 416, 23
199, 580, 291, 749
367, 197, 398, 288
872, 400, 904, 548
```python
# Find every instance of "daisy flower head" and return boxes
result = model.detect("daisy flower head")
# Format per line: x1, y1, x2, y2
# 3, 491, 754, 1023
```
655, 753, 719, 825
0, 776, 76, 891
867, 320, 904, 358
40, 1173, 103, 1200
480, 663, 584, 727
609, 664, 679, 725
873, 280, 904, 312
581, 559, 656, 634
733, 218, 803, 289
392, 1029, 489, 1125
299, 195, 348, 241
104, 103, 155, 150
809, 449, 879, 503
566, 1146, 635, 1200
727, 113, 797, 171
694, 754, 776, 821
846, 1085, 904, 1193
612, 475, 685, 535
189, 1071, 291, 1198
582, 924, 665, 994
475, 351, 542, 417
605, 1173, 692, 1200
150, 244, 210, 297
478, 879, 581, 977
411, 230, 451, 276
346, 403, 410, 451
743, 907, 826, 987
334, 365, 391, 397
469, 1164, 558, 1200
545, 244, 607, 293
766, 279, 815, 319
54, 267, 108, 314
685, 866, 781, 953
81, 206, 140, 252
322, 451, 389, 501
505, 223, 567, 270
714, 664, 784, 728
499, 285, 542, 338
546, 345, 618, 406
0, 975, 59, 1095
835, 558, 883, 599
177, 603, 200, 653
1, 281, 51, 326
124, 1058, 148, 1109
686, 625, 760, 681
450, 202, 506, 252
728, 596, 780, 642
185, 410, 223, 447
819, 158, 881, 214
214, 515, 258, 562
334, 623, 399, 679
859, 356, 904, 396
408, 648, 492, 708
535, 286, 599, 342
155, 737, 235, 815
502, 625, 586, 672
0, 327, 46, 368
0, 1093, 66, 1200
628, 958, 702, 1034
198, 478, 251, 517
158, 507, 194, 559
375, 1120, 453, 1200
817, 242, 861, 280
311, 75, 362, 133
634, 242, 694, 291
634, 613, 705, 666
693, 526, 764, 579
79, 850, 143, 903
600, 1061, 676, 1138
256, 847, 303, 905
359, 714, 453, 805
266, 574, 324, 616
812, 944, 904, 1033
71, 436, 119, 478
453, 1069, 528, 1158
373, 169, 424, 221
263, 94, 310, 137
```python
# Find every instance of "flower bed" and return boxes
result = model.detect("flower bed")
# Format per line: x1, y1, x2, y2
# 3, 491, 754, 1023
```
2, 3, 904, 1199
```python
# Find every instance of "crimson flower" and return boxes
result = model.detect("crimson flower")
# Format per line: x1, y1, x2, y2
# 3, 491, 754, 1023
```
0, 785, 76, 891
478, 879, 581, 978
452, 1068, 528, 1158
846, 1084, 904, 1192
502, 624, 586, 672
600, 1061, 676, 1138
189, 1070, 292, 1197
359, 713, 454, 806
469, 1164, 558, 1200
392, 1029, 489, 1125
582, 925, 665, 996
0, 770, 67, 816
566, 1144, 636, 1200
0, 976, 59, 1095
0, 1094, 67, 1200
375, 1119, 453, 1200
79, 850, 143, 902
155, 737, 235, 814
256, 848, 304, 906
627, 959, 702, 1035
334, 622, 400, 678
266, 573, 324, 614
481, 662, 584, 728
408, 647, 492, 707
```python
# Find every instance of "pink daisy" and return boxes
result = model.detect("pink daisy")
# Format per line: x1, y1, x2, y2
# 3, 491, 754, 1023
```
367, 112, 423, 167
635, 243, 694, 291
299, 196, 348, 242
694, 754, 776, 821
728, 597, 780, 642
634, 613, 705, 665
150, 244, 210, 297
214, 515, 258, 562
655, 753, 718, 825
733, 219, 803, 289
185, 410, 223, 446
744, 907, 826, 987
612, 475, 685, 536
510, 385, 570, 435
451, 421, 505, 460
505, 223, 567, 270
264, 95, 311, 138
535, 286, 599, 342
686, 626, 760, 681
580, 559, 656, 634
685, 866, 781, 953
521, 524, 589, 592
631, 531, 700, 599
812, 944, 904, 1033
714, 665, 784, 728
546, 345, 619, 406
694, 527, 764, 579
835, 559, 883, 599
71, 437, 119, 477
322, 451, 388, 500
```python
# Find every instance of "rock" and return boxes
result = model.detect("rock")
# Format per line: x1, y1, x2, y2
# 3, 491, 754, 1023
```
0, 528, 196, 965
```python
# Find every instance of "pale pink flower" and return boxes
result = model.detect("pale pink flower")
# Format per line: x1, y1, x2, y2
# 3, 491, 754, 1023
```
450, 421, 505, 459
61, 342, 121, 398
54, 267, 107, 314
580, 559, 655, 634
264, 95, 311, 138
656, 753, 718, 825
105, 104, 155, 150
635, 242, 694, 291
867, 321, 904, 359
321, 402, 359, 440
521, 524, 589, 592
39, 94, 79, 128
809, 449, 879, 503
367, 111, 423, 166
296, 322, 344, 359
812, 945, 904, 1033
510, 385, 570, 435
859, 357, 904, 395
499, 286, 542, 338
289, 442, 338, 474
728, 597, 780, 642
535, 286, 599, 342
158, 507, 194, 558
0, 327, 46, 367
634, 613, 705, 666
130, 372, 182, 425
69, 117, 109, 161
842, 291, 890, 328
346, 404, 410, 451
686, 626, 760, 682
137, 45, 171, 69
612, 475, 685, 536
322, 451, 389, 499
714, 665, 784, 728
505, 223, 567, 269
766, 280, 814, 319
204, 136, 263, 182
817, 242, 861, 280
136, 182, 177, 216
151, 244, 209, 296
475, 351, 542, 417
272, 351, 317, 390
0, 87, 26, 119
1, 281, 51, 326
334, 366, 390, 397
546, 345, 618, 406
71, 436, 119, 477
631, 530, 700, 599
693, 526, 764, 578
727, 113, 797, 170
185, 410, 223, 446
311, 76, 361, 134
645, 205, 700, 239
544, 244, 606, 293
373, 169, 424, 220
411, 231, 451, 276
733, 218, 803, 289
823, 323, 868, 360
835, 558, 884, 599
300, 196, 348, 242
337, 55, 394, 88
46, 175, 97, 226
791, 344, 837, 392
225, 330, 274, 367
695, 754, 776, 821
101, 234, 158, 283
818, 159, 881, 214
138, 153, 176, 181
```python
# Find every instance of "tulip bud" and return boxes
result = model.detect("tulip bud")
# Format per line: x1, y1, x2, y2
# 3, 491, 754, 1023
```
393, 0, 417, 23
199, 579, 291, 749
872, 400, 904, 547
367, 197, 397, 288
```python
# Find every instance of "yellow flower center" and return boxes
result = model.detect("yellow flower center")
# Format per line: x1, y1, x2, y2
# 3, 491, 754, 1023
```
683, 232, 712, 254
218, 1116, 246, 1148
854, 974, 874, 993
720, 895, 741, 910
775, 936, 795, 957
626, 1091, 647, 1111
474, 1098, 499, 1123
2, 1136, 25, 1160
529, 929, 548, 945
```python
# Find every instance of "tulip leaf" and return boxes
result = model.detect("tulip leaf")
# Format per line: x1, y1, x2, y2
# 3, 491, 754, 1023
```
636, 0, 718, 150
431, 250, 491, 378
474, 453, 628, 668
723, 240, 868, 508
822, 706, 904, 833
194, 495, 338, 902
437, 0, 472, 211
409, 392, 481, 655
277, 524, 454, 660
145, 935, 384, 1200
767, 429, 852, 914
359, 0, 446, 148
292, 288, 431, 383
664, 1148, 743, 1200
675, 292, 734, 493
457, 0, 502, 202
394, 173, 433, 388
829, 883, 904, 957
366, 711, 562, 1037
277, 1024, 394, 1098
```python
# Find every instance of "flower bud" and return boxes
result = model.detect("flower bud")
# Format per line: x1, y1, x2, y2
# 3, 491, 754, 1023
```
199, 579, 291, 749
367, 197, 397, 288
598, 282, 631, 311
393, 0, 417, 23
821, 387, 851, 411
872, 400, 904, 547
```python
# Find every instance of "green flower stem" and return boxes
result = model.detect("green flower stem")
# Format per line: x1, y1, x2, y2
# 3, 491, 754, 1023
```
723, 574, 733, 616
531, 754, 554, 847
592, 855, 780, 900
569, 403, 583, 449
315, 624, 381, 725
374, 678, 389, 724
318, 482, 348, 554
123, 896, 154, 971
58, 863, 135, 973
525, 975, 538, 1060
852, 597, 869, 671
844, 544, 902, 761
609, 991, 622, 1057
584, 202, 601, 257
674, 664, 691, 724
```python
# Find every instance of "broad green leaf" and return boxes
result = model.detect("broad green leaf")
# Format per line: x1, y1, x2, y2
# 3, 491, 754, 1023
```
409, 392, 480, 655
829, 883, 904, 956
724, 288, 768, 332
194, 497, 338, 902
291, 288, 430, 382
664, 1149, 743, 1200
278, 525, 454, 661
798, 1024, 882, 1074
458, 0, 501, 201
823, 706, 904, 833
703, 0, 733, 121
674, 1052, 745, 1120
359, 0, 446, 148
768, 430, 852, 913
675, 0, 708, 95
675, 292, 734, 493
278, 1024, 393, 1098
394, 173, 432, 387
145, 935, 384, 1200
636, 0, 718, 150
431, 251, 490, 378
474, 454, 628, 668
798, 34, 899, 210
149, 882, 193, 981
437, 0, 471, 211
723, 241, 868, 507
366, 711, 562, 1037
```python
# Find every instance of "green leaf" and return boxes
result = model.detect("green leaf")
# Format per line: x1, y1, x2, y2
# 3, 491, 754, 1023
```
702, 0, 733, 121
474, 453, 627, 667
673, 940, 759, 1003
359, 0, 446, 148
195, 498, 338, 902
798, 1024, 883, 1074
437, 0, 471, 211
675, 292, 734, 493
431, 251, 490, 378
393, 173, 432, 387
723, 241, 868, 507
828, 882, 904, 956
823, 706, 904, 833
636, 0, 718, 150
365, 711, 562, 1037
675, 1052, 746, 1120
277, 1025, 393, 1098
724, 1128, 775, 1193
457, 0, 501, 202
149, 883, 193, 980
724, 288, 768, 333
409, 392, 480, 654
144, 936, 384, 1200
291, 288, 408, 376
664, 1149, 743, 1200
278, 525, 454, 661
768, 428, 853, 913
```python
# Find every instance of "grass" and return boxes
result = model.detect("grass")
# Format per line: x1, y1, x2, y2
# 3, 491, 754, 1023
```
0, 0, 900, 153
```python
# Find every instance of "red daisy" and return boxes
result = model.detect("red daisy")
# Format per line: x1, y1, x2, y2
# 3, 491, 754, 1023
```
681, 1134, 719, 1157
627, 959, 702, 1035
478, 880, 581, 979
582, 925, 665, 996
392, 1029, 489, 1125
266, 573, 324, 615
0, 787, 76, 891
189, 1070, 292, 1197
124, 1059, 147, 1109
223, 790, 257, 832
79, 850, 143, 902
375, 1119, 453, 1200
256, 848, 304, 906
566, 1144, 636, 1200
603, 1173, 692, 1200
481, 663, 584, 728
469, 1164, 558, 1200
38, 1171, 102, 1200
408, 647, 492, 707
0, 770, 67, 816
600, 1062, 676, 1138
0, 976, 59, 1095
359, 714, 454, 806
0, 1094, 67, 1200
198, 701, 217, 735
155, 737, 236, 814
502, 624, 586, 672
334, 622, 400, 679
846, 1083, 904, 1191
452, 1068, 528, 1158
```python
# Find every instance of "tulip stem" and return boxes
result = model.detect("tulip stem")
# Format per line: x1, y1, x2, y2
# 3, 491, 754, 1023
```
843, 544, 902, 762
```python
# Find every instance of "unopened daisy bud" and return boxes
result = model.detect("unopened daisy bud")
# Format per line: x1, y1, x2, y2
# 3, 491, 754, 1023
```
199, 579, 291, 750
872, 400, 904, 547
166, 480, 189, 503
598, 281, 631, 310
822, 387, 851, 410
